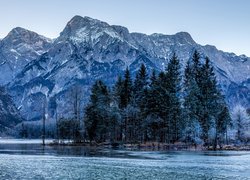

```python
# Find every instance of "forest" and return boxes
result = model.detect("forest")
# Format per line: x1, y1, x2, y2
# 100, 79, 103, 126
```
17, 51, 250, 149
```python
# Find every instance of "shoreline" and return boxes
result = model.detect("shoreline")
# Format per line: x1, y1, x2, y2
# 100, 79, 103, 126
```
1, 138, 249, 151
48, 140, 250, 151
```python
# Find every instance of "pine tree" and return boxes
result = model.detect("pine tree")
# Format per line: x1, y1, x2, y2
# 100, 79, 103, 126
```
165, 53, 182, 142
214, 99, 231, 149
183, 60, 200, 144
120, 67, 133, 142
121, 67, 133, 109
133, 64, 148, 104
145, 70, 160, 116
157, 71, 171, 143
184, 50, 208, 143
197, 57, 221, 146
84, 80, 111, 142
133, 64, 149, 142
112, 75, 124, 141
113, 75, 123, 109
144, 70, 163, 141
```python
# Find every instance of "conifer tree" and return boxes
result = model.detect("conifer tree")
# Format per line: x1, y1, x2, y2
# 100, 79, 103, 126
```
157, 71, 171, 143
84, 80, 111, 142
145, 70, 160, 116
144, 70, 163, 141
183, 60, 201, 144
183, 51, 208, 145
121, 67, 132, 109
133, 64, 149, 142
133, 64, 148, 104
165, 53, 182, 142
112, 75, 124, 141
113, 75, 123, 109
120, 67, 133, 141
213, 98, 231, 149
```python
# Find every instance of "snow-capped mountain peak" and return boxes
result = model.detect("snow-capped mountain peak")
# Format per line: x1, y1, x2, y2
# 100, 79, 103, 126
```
0, 27, 52, 84
4, 27, 52, 45
0, 15, 249, 121
59, 15, 124, 44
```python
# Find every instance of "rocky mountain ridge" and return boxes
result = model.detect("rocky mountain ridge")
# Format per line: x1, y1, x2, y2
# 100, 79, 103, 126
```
0, 15, 249, 121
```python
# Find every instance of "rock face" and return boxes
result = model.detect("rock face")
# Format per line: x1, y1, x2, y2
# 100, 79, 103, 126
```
0, 87, 22, 134
0, 27, 52, 84
0, 15, 249, 121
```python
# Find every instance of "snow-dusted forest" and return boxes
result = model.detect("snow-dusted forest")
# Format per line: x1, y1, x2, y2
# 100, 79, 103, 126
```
15, 51, 250, 150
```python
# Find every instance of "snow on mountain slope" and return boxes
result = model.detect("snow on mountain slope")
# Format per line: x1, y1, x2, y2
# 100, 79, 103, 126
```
0, 27, 52, 85
0, 86, 22, 134
1, 15, 249, 121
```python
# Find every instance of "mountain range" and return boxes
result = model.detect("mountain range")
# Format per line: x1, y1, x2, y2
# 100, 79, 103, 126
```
0, 15, 249, 123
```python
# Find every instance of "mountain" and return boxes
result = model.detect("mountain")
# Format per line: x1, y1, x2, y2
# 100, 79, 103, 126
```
0, 15, 249, 121
0, 27, 52, 85
0, 87, 22, 135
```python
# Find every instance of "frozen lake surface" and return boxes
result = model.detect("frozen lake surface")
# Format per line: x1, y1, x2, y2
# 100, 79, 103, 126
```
0, 139, 250, 179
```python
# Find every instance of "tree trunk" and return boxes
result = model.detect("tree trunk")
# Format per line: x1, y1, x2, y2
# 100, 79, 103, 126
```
42, 98, 46, 146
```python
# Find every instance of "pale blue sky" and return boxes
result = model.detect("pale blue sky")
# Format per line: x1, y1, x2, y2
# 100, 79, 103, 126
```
0, 0, 250, 56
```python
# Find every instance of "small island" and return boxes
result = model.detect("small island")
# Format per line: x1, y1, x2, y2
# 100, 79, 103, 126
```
7, 51, 249, 152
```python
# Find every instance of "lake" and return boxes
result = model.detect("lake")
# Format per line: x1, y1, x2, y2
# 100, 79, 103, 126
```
0, 139, 249, 179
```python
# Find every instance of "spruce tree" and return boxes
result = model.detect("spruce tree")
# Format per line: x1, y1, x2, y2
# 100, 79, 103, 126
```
112, 75, 124, 141
113, 75, 123, 109
133, 64, 148, 104
157, 71, 171, 143
121, 67, 132, 109
84, 80, 111, 142
145, 70, 163, 141
183, 51, 205, 145
198, 57, 220, 146
214, 98, 231, 149
145, 70, 160, 116
133, 64, 149, 142
165, 53, 182, 142
120, 67, 133, 142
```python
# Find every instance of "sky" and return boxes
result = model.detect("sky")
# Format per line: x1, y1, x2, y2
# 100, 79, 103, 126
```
0, 0, 250, 56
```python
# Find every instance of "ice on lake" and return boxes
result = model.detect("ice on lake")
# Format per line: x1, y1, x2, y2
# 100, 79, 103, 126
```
0, 139, 249, 180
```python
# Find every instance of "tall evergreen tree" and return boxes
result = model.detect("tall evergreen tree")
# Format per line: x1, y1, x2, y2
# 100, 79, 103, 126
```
112, 75, 124, 141
198, 57, 220, 146
84, 80, 111, 142
145, 70, 160, 116
157, 71, 171, 143
120, 67, 133, 109
133, 64, 148, 104
113, 75, 123, 109
213, 98, 231, 149
183, 60, 201, 144
165, 53, 182, 142
144, 70, 163, 141
120, 67, 133, 142
183, 51, 209, 145
133, 64, 149, 142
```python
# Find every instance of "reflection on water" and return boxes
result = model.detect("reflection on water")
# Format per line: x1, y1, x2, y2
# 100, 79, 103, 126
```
0, 140, 129, 158
0, 139, 250, 180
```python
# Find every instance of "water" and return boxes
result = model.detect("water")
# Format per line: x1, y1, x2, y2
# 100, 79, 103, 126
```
0, 139, 249, 179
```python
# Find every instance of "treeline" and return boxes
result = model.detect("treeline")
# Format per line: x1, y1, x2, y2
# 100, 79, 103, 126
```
83, 51, 232, 148
16, 50, 250, 148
